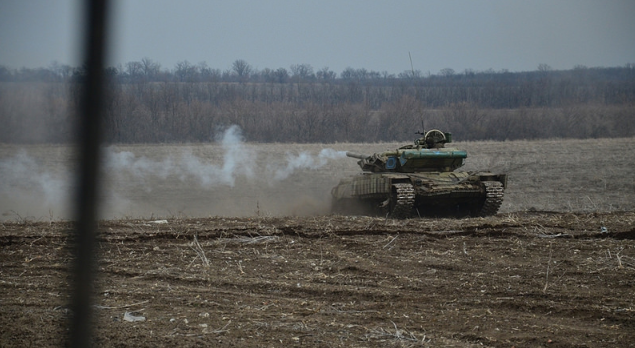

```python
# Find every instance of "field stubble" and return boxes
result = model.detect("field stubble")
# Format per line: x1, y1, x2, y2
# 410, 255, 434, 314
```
1, 212, 635, 347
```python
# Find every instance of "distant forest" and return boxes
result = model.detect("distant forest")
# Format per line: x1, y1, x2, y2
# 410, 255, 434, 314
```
0, 59, 633, 143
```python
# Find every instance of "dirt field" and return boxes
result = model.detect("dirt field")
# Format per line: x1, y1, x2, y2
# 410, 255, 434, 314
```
1, 137, 635, 347
1, 212, 635, 347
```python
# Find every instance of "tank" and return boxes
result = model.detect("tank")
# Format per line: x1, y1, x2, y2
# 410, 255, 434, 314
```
331, 129, 507, 218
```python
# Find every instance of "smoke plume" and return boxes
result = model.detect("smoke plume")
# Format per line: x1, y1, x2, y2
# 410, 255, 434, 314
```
104, 125, 255, 189
1, 125, 346, 220
272, 148, 347, 181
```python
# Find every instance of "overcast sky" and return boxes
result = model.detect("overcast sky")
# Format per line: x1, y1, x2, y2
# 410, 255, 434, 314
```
1, 0, 634, 75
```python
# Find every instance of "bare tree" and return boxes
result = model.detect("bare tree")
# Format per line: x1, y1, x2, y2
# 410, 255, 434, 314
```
232, 59, 252, 82
290, 64, 315, 81
198, 62, 220, 82
175, 60, 198, 82
126, 61, 143, 81
274, 68, 289, 83
141, 57, 161, 79
317, 67, 336, 81
439, 68, 455, 77
341, 67, 355, 80
398, 69, 422, 78
538, 63, 552, 73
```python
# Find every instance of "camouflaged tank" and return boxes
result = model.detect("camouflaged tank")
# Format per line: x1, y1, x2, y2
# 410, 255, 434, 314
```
331, 130, 507, 218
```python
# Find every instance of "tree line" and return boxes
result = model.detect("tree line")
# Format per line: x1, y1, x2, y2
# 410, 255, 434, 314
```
0, 59, 633, 143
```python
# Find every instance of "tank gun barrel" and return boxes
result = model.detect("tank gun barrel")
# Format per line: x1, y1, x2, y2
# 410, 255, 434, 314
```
346, 152, 369, 160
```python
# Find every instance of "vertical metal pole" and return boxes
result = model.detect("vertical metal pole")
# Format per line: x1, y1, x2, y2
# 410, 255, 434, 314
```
70, 0, 109, 346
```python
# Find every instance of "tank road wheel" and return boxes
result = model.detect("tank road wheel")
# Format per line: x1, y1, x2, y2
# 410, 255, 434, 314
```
478, 181, 504, 216
391, 183, 415, 219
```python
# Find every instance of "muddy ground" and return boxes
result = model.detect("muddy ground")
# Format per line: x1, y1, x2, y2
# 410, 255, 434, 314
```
1, 212, 634, 347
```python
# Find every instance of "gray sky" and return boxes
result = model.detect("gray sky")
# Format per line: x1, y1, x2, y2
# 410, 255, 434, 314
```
1, 0, 634, 75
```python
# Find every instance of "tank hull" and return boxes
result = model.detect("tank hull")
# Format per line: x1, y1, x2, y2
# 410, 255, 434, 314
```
331, 171, 506, 218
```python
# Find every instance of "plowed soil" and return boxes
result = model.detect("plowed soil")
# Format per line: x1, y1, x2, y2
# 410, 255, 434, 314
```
2, 212, 635, 347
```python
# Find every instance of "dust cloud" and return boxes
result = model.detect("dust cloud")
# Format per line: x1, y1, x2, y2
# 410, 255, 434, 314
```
0, 126, 348, 221
0, 150, 73, 220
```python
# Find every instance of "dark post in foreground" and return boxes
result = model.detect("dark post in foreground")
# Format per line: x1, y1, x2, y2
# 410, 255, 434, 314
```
70, 0, 110, 347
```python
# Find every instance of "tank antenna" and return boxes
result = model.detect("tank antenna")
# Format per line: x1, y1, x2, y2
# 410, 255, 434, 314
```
409, 52, 415, 78
410, 52, 425, 135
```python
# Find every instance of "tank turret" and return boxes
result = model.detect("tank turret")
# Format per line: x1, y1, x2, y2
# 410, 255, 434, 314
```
349, 130, 466, 173
332, 129, 507, 218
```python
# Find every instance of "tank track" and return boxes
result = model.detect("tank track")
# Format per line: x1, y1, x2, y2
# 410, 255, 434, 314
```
392, 183, 415, 218
479, 181, 504, 217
